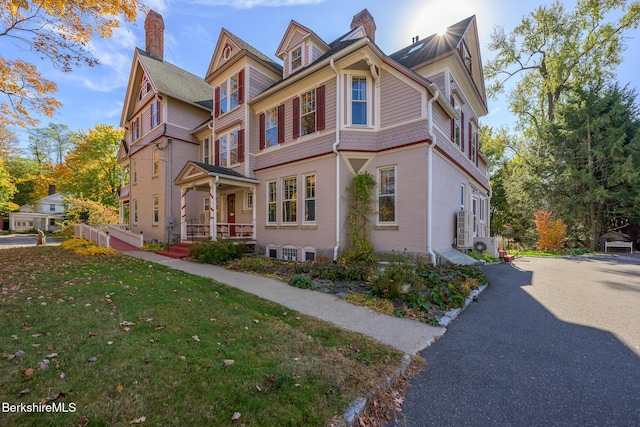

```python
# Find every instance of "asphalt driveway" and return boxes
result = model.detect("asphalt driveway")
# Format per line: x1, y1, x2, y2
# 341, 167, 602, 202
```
0, 233, 62, 248
392, 254, 640, 427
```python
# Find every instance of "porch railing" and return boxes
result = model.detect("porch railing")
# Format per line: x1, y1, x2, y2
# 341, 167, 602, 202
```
75, 223, 110, 247
108, 224, 144, 248
186, 223, 254, 240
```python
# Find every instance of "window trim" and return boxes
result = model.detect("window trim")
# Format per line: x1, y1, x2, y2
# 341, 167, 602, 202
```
152, 194, 159, 225
244, 190, 253, 210
267, 180, 277, 225
152, 147, 159, 177
350, 75, 369, 126
217, 128, 242, 167
300, 89, 316, 137
303, 173, 316, 224
265, 107, 278, 148
203, 137, 210, 164
281, 176, 297, 224
377, 166, 397, 225
281, 245, 298, 262
133, 199, 138, 225
150, 100, 161, 128
460, 184, 465, 211
303, 246, 316, 262
291, 45, 303, 71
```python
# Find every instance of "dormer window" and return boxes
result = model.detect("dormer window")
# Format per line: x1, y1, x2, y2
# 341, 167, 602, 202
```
291, 45, 303, 71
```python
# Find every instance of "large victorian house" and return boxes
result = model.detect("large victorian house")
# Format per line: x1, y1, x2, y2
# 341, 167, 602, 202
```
117, 9, 492, 262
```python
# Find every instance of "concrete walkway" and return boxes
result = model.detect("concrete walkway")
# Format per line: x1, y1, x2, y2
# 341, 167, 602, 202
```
123, 251, 445, 355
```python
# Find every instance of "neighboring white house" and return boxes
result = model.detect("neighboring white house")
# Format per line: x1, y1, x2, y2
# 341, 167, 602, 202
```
9, 186, 66, 232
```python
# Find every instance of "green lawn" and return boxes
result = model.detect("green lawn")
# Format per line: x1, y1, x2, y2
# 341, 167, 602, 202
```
0, 246, 410, 426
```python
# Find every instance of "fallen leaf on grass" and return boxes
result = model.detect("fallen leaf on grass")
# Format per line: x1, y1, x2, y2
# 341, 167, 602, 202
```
46, 343, 54, 351
46, 353, 58, 358
232, 412, 241, 421
224, 359, 235, 366
116, 384, 124, 393
120, 321, 135, 327
154, 325, 165, 331
3, 353, 15, 360
88, 357, 98, 363
18, 388, 31, 396
178, 356, 186, 361
40, 392, 66, 405
37, 360, 49, 370
78, 416, 89, 427
23, 368, 34, 376
192, 335, 200, 342
129, 416, 146, 424
60, 372, 67, 379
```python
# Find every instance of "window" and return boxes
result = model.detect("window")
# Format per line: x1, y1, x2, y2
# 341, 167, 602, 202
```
204, 197, 210, 215
460, 184, 465, 211
301, 90, 316, 136
122, 166, 130, 185
230, 74, 239, 110
152, 195, 159, 224
303, 249, 315, 262
49, 204, 55, 212
304, 174, 316, 222
282, 246, 297, 261
453, 98, 461, 146
378, 167, 396, 223
291, 45, 302, 71
265, 108, 278, 148
133, 161, 137, 184
293, 86, 324, 139
150, 100, 161, 128
351, 76, 367, 125
203, 137, 210, 164
49, 218, 56, 226
217, 129, 243, 167
131, 117, 140, 141
138, 78, 151, 100
267, 181, 277, 224
152, 147, 159, 176
268, 246, 277, 259
133, 199, 138, 224
215, 71, 244, 117
472, 126, 478, 165
219, 82, 228, 115
479, 198, 486, 221
245, 191, 253, 210
282, 177, 297, 223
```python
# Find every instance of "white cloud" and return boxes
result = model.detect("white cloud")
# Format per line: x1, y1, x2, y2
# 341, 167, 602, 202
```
143, 0, 171, 13
187, 0, 323, 9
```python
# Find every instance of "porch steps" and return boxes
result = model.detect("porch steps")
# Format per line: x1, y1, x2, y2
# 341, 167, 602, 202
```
155, 242, 191, 259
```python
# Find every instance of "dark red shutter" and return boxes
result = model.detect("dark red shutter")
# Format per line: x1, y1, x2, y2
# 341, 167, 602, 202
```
238, 129, 245, 162
259, 113, 266, 150
214, 139, 220, 166
277, 104, 285, 144
293, 97, 300, 139
460, 111, 465, 151
238, 69, 245, 105
450, 95, 455, 142
316, 85, 325, 131
214, 87, 220, 118
468, 123, 472, 159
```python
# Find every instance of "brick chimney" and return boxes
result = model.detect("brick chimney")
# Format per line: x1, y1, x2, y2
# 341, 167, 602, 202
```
350, 9, 376, 43
144, 10, 165, 60
49, 184, 56, 195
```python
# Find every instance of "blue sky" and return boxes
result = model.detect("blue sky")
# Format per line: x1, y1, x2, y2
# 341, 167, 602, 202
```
5, 0, 640, 151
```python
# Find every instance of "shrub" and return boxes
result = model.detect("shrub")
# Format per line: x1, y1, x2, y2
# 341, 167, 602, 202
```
229, 256, 276, 274
310, 263, 371, 282
370, 263, 424, 299
289, 276, 313, 289
188, 239, 249, 264
60, 238, 117, 256
346, 293, 394, 316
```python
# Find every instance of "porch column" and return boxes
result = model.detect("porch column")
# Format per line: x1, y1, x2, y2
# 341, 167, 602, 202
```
180, 187, 187, 241
119, 201, 124, 224
209, 178, 217, 241
250, 185, 257, 240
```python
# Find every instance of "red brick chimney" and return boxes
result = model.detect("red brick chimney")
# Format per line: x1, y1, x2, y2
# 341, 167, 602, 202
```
350, 9, 376, 43
49, 184, 56, 195
144, 10, 165, 60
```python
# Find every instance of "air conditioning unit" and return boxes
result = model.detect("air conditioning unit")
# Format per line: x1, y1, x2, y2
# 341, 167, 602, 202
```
456, 210, 473, 248
473, 237, 499, 258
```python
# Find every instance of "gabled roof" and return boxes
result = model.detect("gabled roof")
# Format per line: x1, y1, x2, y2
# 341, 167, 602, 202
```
206, 28, 282, 81
174, 161, 259, 186
390, 16, 475, 69
136, 48, 213, 110
275, 20, 330, 58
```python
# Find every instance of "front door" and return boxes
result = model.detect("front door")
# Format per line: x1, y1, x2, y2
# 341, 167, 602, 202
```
227, 194, 236, 237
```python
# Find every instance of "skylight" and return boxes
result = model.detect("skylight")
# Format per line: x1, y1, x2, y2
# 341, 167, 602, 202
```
407, 43, 424, 55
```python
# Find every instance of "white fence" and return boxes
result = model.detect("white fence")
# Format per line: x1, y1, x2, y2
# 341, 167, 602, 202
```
108, 224, 144, 248
74, 223, 110, 247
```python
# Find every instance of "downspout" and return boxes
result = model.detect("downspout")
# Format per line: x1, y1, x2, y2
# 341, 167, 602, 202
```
330, 58, 341, 261
426, 85, 440, 264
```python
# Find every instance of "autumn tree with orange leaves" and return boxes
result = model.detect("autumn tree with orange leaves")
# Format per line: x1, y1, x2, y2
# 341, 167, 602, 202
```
534, 211, 568, 253
0, 0, 146, 127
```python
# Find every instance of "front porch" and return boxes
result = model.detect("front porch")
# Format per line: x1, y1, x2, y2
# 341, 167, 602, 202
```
175, 161, 259, 243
